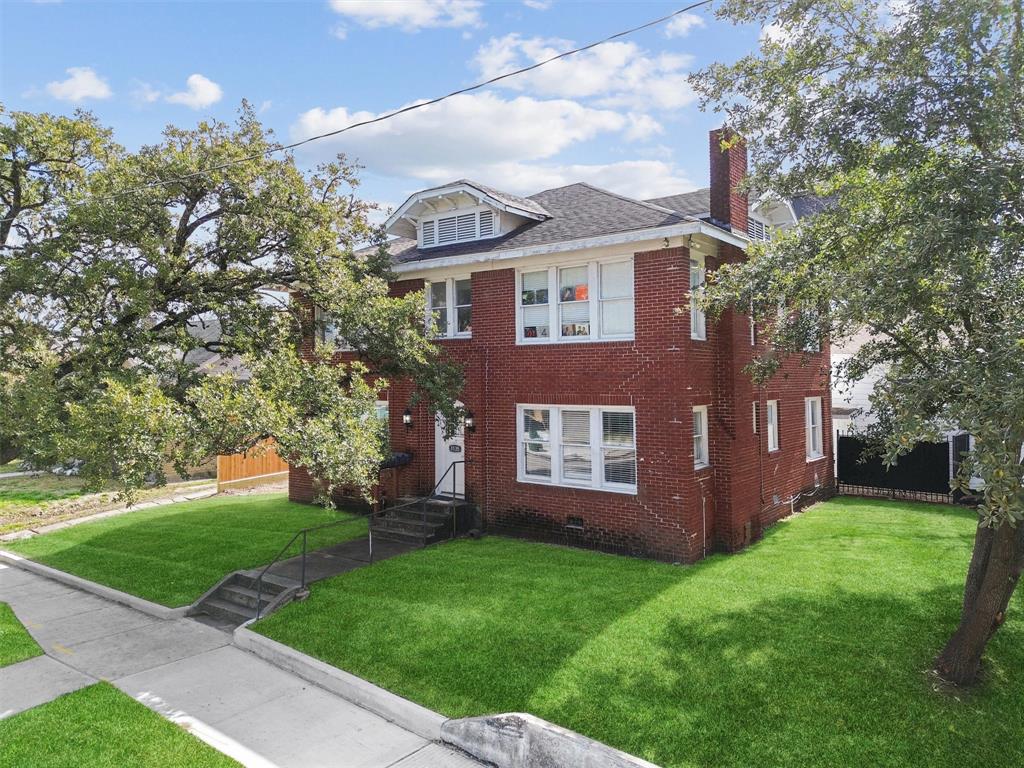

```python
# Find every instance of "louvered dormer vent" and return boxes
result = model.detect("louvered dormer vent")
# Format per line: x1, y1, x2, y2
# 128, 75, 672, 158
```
419, 209, 499, 248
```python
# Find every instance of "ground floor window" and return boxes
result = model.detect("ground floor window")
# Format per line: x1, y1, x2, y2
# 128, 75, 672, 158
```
517, 404, 637, 493
805, 396, 824, 460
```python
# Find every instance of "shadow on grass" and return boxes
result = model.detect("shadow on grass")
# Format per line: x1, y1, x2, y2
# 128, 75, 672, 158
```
526, 584, 1024, 768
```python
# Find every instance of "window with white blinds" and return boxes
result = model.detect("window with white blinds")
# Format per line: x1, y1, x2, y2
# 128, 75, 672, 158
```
419, 208, 499, 248
517, 258, 634, 343
517, 405, 637, 492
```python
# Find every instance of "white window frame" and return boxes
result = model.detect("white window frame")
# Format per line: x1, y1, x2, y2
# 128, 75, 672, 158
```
314, 307, 353, 350
766, 400, 779, 452
516, 404, 637, 494
805, 396, 824, 461
515, 256, 634, 345
752, 401, 759, 434
693, 405, 709, 469
425, 276, 472, 339
690, 257, 706, 341
419, 205, 500, 248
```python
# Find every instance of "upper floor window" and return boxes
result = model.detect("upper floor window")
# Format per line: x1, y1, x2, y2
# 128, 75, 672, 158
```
426, 277, 472, 338
690, 258, 706, 341
314, 307, 352, 350
767, 400, 780, 452
517, 258, 634, 344
420, 207, 497, 248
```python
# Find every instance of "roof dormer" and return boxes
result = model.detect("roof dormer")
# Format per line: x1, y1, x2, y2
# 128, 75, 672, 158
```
386, 180, 550, 249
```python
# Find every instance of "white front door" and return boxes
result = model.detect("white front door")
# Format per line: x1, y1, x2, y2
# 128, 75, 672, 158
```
435, 403, 466, 498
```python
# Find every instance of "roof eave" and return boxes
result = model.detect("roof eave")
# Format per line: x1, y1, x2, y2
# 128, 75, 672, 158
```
384, 182, 549, 235
392, 220, 749, 274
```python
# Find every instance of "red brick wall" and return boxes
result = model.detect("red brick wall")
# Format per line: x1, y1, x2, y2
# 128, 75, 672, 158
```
709, 127, 748, 234
371, 246, 832, 563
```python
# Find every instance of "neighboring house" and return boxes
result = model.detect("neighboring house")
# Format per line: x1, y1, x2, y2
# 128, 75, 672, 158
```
290, 130, 834, 563
831, 328, 881, 434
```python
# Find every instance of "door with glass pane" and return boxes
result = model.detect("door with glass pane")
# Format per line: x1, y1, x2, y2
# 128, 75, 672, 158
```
434, 401, 466, 497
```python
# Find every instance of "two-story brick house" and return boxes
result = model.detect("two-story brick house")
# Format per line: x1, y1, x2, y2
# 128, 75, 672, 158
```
289, 130, 833, 563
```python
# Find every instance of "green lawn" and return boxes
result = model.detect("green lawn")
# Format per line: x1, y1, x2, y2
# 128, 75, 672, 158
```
0, 459, 24, 474
6, 493, 367, 607
255, 497, 1024, 768
0, 682, 238, 767
0, 473, 93, 512
0, 602, 42, 667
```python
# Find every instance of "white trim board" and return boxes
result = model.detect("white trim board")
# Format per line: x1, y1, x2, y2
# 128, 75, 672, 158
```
393, 221, 748, 277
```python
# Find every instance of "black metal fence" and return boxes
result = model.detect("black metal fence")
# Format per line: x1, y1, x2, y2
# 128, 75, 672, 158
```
836, 432, 954, 503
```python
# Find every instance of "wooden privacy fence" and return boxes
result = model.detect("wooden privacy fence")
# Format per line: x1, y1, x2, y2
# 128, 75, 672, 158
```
217, 439, 289, 491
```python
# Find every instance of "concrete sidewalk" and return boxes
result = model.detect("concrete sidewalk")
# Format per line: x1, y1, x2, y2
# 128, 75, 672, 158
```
0, 563, 480, 768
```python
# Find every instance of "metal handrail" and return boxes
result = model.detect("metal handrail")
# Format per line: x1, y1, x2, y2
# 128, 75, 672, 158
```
372, 460, 467, 550
253, 511, 374, 619
253, 460, 469, 619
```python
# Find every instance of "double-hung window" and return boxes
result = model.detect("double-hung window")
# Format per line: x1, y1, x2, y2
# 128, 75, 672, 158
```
693, 406, 709, 468
517, 258, 633, 343
766, 400, 779, 452
426, 277, 472, 338
805, 397, 823, 460
690, 258, 706, 340
517, 405, 637, 493
314, 307, 352, 350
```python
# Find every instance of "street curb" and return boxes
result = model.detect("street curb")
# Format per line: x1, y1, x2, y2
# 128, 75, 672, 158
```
232, 626, 446, 741
0, 551, 189, 620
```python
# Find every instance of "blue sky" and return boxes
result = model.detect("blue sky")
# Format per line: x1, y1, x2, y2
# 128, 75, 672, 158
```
1, 1, 764, 216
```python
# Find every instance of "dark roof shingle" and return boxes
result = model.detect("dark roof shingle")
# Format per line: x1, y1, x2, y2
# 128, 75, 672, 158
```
388, 182, 692, 265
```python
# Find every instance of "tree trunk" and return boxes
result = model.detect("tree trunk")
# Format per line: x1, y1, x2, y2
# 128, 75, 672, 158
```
935, 520, 1024, 685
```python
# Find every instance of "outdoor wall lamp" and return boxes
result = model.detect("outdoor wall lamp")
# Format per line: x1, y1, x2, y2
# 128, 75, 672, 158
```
403, 408, 413, 429
464, 410, 476, 433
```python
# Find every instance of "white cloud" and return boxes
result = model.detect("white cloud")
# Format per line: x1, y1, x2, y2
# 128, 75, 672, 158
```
331, 24, 348, 40
166, 74, 223, 109
292, 92, 628, 177
473, 35, 697, 111
290, 92, 689, 198
664, 12, 705, 38
522, 0, 551, 9
45, 67, 111, 102
328, 0, 482, 32
131, 81, 161, 103
258, 100, 273, 114
467, 160, 696, 199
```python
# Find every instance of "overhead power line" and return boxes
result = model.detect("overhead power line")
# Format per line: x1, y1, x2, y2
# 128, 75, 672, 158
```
4, 1, 715, 216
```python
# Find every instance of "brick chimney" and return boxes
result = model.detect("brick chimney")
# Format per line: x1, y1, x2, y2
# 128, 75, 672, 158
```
709, 128, 748, 233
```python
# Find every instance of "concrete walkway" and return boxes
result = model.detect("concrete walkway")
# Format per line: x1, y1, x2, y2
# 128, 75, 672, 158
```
0, 563, 480, 767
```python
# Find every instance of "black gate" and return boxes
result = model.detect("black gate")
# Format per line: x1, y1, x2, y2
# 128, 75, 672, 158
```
837, 433, 953, 502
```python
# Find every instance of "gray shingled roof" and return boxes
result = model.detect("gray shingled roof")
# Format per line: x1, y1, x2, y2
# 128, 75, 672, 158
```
387, 182, 693, 265
403, 179, 550, 218
644, 188, 711, 218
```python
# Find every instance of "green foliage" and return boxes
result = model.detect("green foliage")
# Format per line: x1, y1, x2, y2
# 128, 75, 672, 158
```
690, 0, 1024, 527
255, 499, 1024, 768
0, 103, 460, 498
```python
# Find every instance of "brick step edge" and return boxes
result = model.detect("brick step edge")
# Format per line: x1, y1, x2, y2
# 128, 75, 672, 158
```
0, 550, 189, 620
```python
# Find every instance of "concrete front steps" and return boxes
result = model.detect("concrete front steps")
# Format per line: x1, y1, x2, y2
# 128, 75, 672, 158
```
371, 496, 479, 546
189, 570, 299, 629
